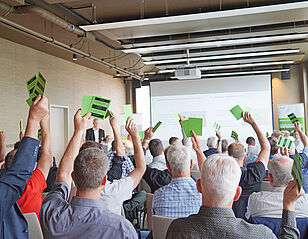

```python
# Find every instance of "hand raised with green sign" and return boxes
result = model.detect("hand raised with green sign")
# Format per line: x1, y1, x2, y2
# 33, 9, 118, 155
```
125, 117, 139, 138
191, 130, 202, 153
283, 179, 304, 211
108, 111, 118, 128
294, 121, 302, 132
243, 112, 256, 125
144, 127, 154, 141
179, 114, 187, 122
74, 109, 91, 133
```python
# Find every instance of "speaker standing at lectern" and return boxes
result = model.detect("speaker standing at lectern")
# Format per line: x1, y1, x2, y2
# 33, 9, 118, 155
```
85, 118, 105, 143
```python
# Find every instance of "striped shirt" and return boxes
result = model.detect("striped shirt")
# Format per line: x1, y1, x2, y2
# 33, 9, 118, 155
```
107, 151, 135, 177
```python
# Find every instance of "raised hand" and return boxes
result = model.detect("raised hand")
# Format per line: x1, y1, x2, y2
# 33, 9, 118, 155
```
283, 179, 305, 211
29, 95, 49, 122
179, 114, 187, 122
242, 112, 256, 125
125, 117, 139, 138
108, 111, 118, 128
144, 127, 154, 141
216, 130, 222, 140
74, 109, 91, 133
294, 121, 302, 132
191, 130, 202, 153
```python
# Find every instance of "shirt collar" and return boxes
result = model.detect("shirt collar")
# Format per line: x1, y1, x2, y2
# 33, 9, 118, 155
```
171, 177, 194, 183
198, 206, 235, 218
71, 196, 106, 209
271, 186, 286, 192
153, 154, 165, 161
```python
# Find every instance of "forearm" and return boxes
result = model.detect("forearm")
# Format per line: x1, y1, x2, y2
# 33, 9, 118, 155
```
112, 125, 124, 156
278, 209, 299, 239
252, 122, 270, 165
25, 116, 40, 139
0, 137, 5, 163
56, 131, 83, 184
195, 148, 206, 171
37, 128, 53, 178
298, 129, 308, 148
216, 140, 222, 153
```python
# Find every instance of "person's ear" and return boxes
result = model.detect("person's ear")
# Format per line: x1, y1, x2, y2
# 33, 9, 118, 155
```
71, 171, 75, 181
190, 159, 193, 170
233, 186, 242, 201
268, 173, 273, 184
102, 175, 107, 187
196, 179, 202, 193
166, 161, 172, 173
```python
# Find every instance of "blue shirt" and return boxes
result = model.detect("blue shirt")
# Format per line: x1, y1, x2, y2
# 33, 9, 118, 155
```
40, 181, 138, 239
0, 137, 39, 239
108, 151, 135, 177
203, 148, 217, 158
152, 177, 202, 218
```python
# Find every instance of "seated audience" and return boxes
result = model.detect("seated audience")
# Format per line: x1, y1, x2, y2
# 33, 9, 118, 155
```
0, 95, 48, 238
169, 136, 180, 145
152, 145, 201, 217
228, 112, 270, 220
40, 110, 138, 239
246, 136, 260, 157
148, 138, 167, 170
166, 138, 303, 239
3, 114, 53, 220
203, 136, 217, 157
246, 156, 308, 219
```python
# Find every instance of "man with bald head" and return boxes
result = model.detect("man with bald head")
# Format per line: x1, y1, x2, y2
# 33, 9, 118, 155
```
246, 156, 308, 219
228, 112, 270, 220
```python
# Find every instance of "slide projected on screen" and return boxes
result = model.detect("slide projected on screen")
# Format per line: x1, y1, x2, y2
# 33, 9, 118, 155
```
151, 75, 273, 143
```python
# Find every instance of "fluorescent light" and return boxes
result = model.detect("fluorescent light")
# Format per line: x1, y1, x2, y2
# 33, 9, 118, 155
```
158, 60, 294, 73
201, 69, 290, 77
123, 33, 308, 54
144, 49, 300, 65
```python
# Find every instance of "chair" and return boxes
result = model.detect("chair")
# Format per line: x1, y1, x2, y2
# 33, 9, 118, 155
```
250, 216, 308, 239
140, 179, 152, 193
261, 181, 273, 191
23, 213, 44, 239
152, 215, 176, 239
146, 193, 154, 230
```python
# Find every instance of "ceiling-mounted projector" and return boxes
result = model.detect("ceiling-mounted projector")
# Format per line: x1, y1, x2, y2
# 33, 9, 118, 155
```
175, 68, 201, 79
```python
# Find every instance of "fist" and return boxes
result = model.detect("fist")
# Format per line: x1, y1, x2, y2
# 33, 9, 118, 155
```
29, 95, 49, 122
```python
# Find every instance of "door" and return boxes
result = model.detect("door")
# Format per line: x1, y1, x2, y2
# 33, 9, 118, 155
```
50, 105, 69, 166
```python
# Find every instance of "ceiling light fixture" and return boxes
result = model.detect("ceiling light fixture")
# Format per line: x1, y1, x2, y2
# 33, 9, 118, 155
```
143, 49, 300, 65
123, 33, 308, 54
158, 60, 294, 73
73, 53, 77, 61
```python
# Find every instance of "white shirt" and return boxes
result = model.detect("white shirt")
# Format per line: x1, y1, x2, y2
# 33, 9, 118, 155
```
148, 154, 168, 170
247, 145, 260, 157
246, 186, 308, 219
294, 138, 304, 153
100, 177, 134, 215
93, 128, 99, 143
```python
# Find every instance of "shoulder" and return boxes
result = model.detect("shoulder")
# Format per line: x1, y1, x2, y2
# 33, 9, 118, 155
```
107, 212, 137, 236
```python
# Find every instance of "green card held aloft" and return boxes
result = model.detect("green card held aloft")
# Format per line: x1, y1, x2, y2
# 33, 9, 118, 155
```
152, 121, 162, 133
230, 105, 244, 120
213, 122, 221, 131
288, 113, 298, 124
26, 72, 46, 107
81, 96, 111, 120
139, 131, 145, 139
277, 136, 293, 150
266, 132, 269, 137
123, 104, 133, 121
245, 106, 255, 116
105, 110, 113, 118
19, 120, 23, 132
180, 117, 203, 138
292, 149, 303, 192
231, 131, 238, 139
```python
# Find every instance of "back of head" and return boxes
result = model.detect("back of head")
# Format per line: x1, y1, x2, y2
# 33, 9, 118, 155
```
4, 150, 17, 170
282, 130, 290, 138
80, 141, 103, 152
166, 145, 191, 174
268, 156, 293, 187
228, 143, 245, 161
246, 137, 255, 146
73, 148, 109, 191
272, 130, 283, 139
169, 137, 180, 145
201, 154, 241, 206
268, 137, 279, 156
222, 139, 228, 153
207, 136, 217, 148
149, 138, 164, 157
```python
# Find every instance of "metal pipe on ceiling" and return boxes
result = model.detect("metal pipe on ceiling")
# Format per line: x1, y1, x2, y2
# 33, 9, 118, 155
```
0, 15, 142, 81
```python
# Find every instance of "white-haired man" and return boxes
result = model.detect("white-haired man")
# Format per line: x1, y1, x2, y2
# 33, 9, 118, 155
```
203, 136, 217, 157
166, 132, 304, 238
246, 156, 308, 219
152, 145, 201, 217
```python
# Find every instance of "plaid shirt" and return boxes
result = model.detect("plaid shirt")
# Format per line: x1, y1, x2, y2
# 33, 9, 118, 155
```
152, 177, 202, 218
107, 152, 135, 177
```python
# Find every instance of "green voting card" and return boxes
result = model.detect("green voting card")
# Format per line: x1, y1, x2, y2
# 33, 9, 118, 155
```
81, 96, 111, 120
230, 105, 244, 120
213, 122, 221, 131
19, 120, 23, 132
26, 72, 46, 106
245, 106, 255, 116
277, 136, 293, 150
139, 131, 145, 139
292, 149, 303, 192
105, 110, 113, 118
152, 121, 162, 133
231, 131, 238, 139
180, 118, 203, 138
266, 132, 269, 137
123, 104, 133, 121
288, 113, 298, 124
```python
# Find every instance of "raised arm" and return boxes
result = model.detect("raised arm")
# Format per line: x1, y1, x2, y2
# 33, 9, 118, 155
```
294, 121, 308, 148
243, 112, 270, 167
179, 114, 191, 147
0, 131, 6, 163
216, 130, 222, 153
56, 109, 91, 186
191, 130, 207, 171
109, 112, 125, 157
126, 117, 146, 189
142, 127, 154, 150
0, 95, 48, 208
36, 114, 53, 179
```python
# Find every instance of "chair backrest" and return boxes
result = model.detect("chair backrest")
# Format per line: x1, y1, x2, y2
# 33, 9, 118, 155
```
190, 170, 201, 179
152, 215, 176, 239
23, 213, 44, 239
140, 178, 152, 193
261, 181, 273, 191
251, 216, 308, 239
146, 193, 154, 230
